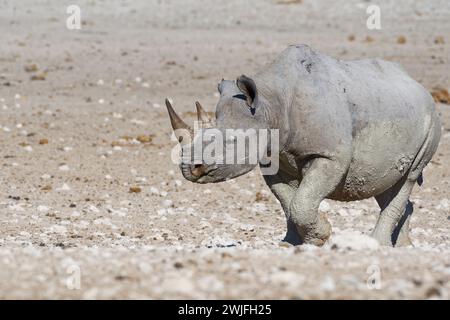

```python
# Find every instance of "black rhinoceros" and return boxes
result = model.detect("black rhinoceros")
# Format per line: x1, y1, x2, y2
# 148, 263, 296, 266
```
166, 44, 441, 247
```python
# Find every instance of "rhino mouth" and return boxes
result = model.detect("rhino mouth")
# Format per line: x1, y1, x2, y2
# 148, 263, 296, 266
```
180, 163, 219, 183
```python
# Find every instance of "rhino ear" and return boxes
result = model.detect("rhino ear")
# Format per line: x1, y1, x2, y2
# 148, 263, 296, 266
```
217, 78, 225, 94
236, 75, 258, 107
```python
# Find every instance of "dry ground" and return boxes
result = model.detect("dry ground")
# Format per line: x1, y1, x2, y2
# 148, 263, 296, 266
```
0, 0, 449, 299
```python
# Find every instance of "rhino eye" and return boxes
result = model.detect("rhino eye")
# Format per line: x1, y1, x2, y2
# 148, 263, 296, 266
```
232, 94, 247, 101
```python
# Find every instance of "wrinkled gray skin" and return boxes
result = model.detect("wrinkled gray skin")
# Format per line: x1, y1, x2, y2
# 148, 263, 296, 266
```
166, 45, 441, 247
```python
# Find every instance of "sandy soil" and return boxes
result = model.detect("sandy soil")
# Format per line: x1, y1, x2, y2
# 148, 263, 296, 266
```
0, 0, 449, 299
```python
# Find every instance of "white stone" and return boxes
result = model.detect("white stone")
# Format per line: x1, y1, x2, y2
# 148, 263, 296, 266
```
37, 205, 49, 212
162, 199, 173, 207
319, 276, 336, 291
326, 230, 379, 251
57, 183, 71, 191
59, 164, 70, 171
319, 200, 331, 211
49, 225, 67, 234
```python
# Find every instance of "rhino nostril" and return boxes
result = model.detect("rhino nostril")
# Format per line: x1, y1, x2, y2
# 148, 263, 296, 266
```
191, 164, 206, 177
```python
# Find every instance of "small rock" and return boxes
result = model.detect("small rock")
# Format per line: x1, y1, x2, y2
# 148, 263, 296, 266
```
129, 186, 142, 193
24, 64, 38, 72
30, 73, 46, 81
319, 200, 331, 211
136, 134, 153, 143
57, 183, 71, 191
397, 35, 407, 44
162, 199, 173, 207
434, 36, 445, 44
59, 164, 70, 171
326, 230, 379, 251
319, 276, 336, 291
37, 205, 50, 212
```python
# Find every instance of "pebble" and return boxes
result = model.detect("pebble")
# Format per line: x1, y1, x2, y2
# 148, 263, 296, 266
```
174, 179, 182, 187
162, 199, 173, 207
57, 183, 71, 191
239, 224, 255, 231
88, 205, 100, 213
203, 235, 240, 248
150, 186, 159, 195
326, 230, 380, 251
8, 204, 25, 212
49, 225, 67, 234
58, 164, 70, 171
319, 201, 331, 211
37, 205, 49, 212
270, 271, 305, 288
319, 276, 336, 291
436, 199, 449, 210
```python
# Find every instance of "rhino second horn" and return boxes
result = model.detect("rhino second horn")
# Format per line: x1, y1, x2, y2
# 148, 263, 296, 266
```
165, 98, 192, 142
195, 101, 211, 123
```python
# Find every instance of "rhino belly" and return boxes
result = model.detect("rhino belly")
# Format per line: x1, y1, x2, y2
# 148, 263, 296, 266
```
329, 119, 428, 201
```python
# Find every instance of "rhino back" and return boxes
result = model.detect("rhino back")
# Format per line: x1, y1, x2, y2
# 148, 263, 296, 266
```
258, 45, 438, 200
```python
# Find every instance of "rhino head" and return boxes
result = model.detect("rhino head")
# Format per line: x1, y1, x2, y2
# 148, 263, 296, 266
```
166, 75, 277, 183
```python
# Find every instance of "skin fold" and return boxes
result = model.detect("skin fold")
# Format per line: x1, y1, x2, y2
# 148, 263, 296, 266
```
166, 44, 441, 247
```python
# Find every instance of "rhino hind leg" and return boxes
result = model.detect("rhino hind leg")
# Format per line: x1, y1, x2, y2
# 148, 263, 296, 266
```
372, 114, 440, 246
391, 200, 413, 246
375, 188, 413, 247
372, 177, 415, 246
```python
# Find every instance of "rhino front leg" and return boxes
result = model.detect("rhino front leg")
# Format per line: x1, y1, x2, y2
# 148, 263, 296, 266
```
289, 158, 347, 246
263, 173, 301, 245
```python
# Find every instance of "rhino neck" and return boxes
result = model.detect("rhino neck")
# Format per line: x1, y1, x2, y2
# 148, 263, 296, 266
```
253, 73, 291, 152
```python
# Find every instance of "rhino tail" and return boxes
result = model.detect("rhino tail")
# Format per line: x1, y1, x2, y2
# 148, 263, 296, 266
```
417, 172, 424, 186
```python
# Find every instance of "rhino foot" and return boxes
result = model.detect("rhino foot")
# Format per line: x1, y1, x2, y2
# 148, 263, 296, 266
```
282, 220, 302, 245
393, 232, 414, 247
296, 213, 332, 247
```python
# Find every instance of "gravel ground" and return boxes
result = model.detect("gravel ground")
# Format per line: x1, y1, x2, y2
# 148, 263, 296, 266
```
0, 0, 449, 299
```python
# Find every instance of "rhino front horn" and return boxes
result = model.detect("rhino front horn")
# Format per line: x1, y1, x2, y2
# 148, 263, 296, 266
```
165, 98, 192, 142
195, 101, 212, 123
